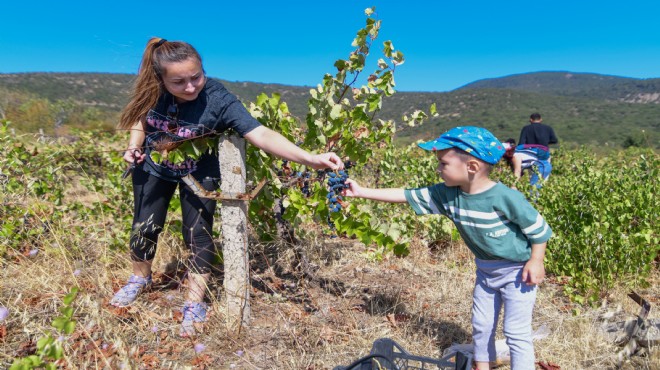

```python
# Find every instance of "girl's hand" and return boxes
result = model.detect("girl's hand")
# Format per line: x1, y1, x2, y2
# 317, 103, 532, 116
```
124, 148, 146, 164
308, 152, 344, 170
342, 179, 362, 198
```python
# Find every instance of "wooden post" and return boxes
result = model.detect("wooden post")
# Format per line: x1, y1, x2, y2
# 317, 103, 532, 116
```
218, 134, 251, 331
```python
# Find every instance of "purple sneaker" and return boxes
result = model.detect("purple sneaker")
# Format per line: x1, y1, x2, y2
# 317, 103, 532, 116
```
180, 301, 208, 337
109, 274, 152, 307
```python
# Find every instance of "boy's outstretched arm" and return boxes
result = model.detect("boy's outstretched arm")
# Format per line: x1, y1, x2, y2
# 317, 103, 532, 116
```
522, 242, 546, 285
344, 179, 407, 203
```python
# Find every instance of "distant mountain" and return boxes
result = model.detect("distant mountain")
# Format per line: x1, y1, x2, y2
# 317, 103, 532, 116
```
0, 72, 134, 110
459, 71, 660, 103
394, 88, 660, 148
0, 72, 311, 115
0, 72, 658, 148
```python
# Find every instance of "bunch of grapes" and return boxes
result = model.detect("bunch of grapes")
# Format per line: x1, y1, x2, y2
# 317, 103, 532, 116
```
278, 160, 313, 197
326, 170, 349, 213
297, 171, 311, 197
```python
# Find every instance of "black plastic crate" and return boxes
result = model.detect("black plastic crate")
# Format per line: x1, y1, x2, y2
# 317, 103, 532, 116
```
334, 338, 473, 370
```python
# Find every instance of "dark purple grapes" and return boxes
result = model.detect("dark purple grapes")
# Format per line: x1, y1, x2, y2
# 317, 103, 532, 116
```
327, 170, 348, 213
287, 167, 311, 197
300, 171, 311, 197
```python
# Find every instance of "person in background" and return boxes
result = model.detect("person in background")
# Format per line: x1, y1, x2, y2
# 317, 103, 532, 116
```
501, 138, 516, 170
512, 113, 558, 189
111, 37, 343, 337
343, 126, 552, 370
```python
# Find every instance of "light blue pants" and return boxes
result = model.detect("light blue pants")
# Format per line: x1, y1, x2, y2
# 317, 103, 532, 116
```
472, 258, 537, 370
528, 160, 552, 189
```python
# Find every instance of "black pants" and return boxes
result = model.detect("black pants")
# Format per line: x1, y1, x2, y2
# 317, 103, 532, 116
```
130, 166, 219, 274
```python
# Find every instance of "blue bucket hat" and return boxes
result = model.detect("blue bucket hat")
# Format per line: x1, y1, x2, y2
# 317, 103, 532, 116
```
418, 126, 505, 164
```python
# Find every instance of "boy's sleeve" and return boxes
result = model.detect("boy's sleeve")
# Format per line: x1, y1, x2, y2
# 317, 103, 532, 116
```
404, 183, 448, 216
506, 192, 552, 244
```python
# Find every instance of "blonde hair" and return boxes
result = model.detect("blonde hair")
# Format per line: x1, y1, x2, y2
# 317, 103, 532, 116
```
118, 38, 203, 129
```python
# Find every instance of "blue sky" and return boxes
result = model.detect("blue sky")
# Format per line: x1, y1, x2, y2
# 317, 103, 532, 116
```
2, 1, 660, 92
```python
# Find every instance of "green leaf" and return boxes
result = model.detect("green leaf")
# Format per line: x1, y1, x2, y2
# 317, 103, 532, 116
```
288, 191, 301, 203
329, 104, 342, 120
54, 344, 64, 360
393, 243, 409, 256
150, 151, 162, 163
383, 41, 393, 58
392, 51, 405, 65
52, 317, 68, 331
387, 224, 402, 240
64, 320, 76, 335
59, 306, 73, 319
256, 93, 269, 106
188, 142, 201, 157
269, 93, 281, 107
366, 95, 382, 112
29, 356, 44, 366
377, 58, 388, 69
37, 335, 54, 350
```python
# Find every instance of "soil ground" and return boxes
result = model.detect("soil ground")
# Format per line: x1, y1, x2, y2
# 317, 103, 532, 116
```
1, 232, 657, 369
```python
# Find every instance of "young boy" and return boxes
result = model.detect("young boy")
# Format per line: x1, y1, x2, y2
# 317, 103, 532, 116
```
343, 126, 552, 370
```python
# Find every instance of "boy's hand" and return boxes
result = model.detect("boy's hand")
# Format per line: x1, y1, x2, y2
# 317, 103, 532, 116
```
342, 179, 362, 198
522, 258, 545, 286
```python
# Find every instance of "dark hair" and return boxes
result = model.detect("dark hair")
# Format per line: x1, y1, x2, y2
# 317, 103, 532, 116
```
118, 38, 204, 129
505, 138, 516, 145
530, 113, 542, 121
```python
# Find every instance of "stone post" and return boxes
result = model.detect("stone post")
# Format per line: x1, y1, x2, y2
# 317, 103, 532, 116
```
218, 134, 251, 331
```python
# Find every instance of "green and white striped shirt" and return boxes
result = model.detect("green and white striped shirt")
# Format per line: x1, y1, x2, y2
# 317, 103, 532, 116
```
404, 182, 552, 261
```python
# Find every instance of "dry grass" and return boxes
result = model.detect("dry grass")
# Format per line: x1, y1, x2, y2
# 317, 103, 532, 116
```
0, 213, 658, 369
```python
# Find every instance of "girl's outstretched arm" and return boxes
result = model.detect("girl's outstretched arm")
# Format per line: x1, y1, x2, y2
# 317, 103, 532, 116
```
244, 126, 343, 170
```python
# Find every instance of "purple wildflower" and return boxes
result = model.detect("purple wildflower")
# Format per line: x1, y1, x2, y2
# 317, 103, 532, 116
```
0, 307, 8, 321
194, 343, 205, 353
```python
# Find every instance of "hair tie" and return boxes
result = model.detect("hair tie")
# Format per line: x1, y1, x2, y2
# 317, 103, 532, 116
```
155, 39, 167, 48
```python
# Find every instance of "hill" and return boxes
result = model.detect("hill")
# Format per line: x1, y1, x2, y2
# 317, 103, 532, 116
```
0, 72, 311, 115
0, 72, 658, 148
393, 88, 660, 148
458, 71, 660, 103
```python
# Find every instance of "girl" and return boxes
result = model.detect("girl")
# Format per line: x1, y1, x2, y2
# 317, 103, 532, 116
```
111, 37, 342, 337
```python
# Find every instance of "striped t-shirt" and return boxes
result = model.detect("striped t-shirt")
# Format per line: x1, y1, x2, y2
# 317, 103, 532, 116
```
404, 182, 552, 261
